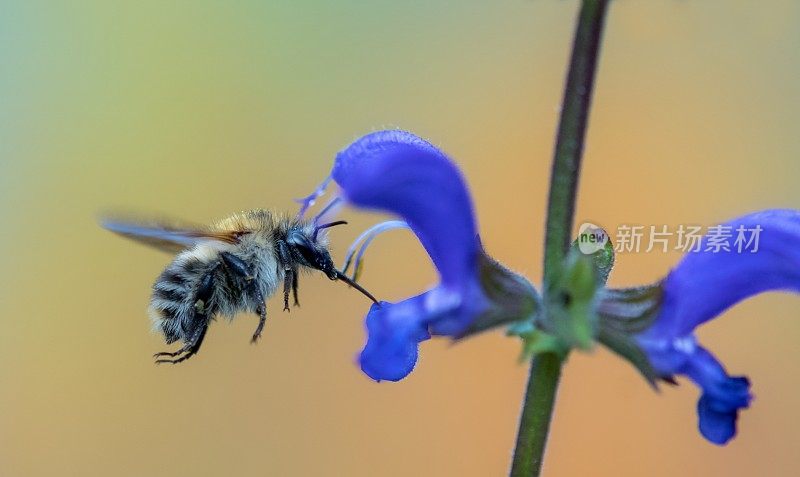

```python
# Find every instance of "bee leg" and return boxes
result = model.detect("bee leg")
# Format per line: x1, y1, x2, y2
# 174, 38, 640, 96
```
292, 270, 300, 307
220, 251, 252, 281
251, 300, 267, 344
155, 321, 209, 364
152, 326, 205, 359
282, 270, 292, 312
153, 348, 187, 358
276, 240, 293, 313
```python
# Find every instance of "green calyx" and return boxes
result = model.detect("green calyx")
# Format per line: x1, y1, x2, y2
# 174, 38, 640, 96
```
508, 229, 615, 359
574, 231, 615, 284
507, 320, 569, 362
542, 249, 600, 350
596, 284, 665, 387
457, 249, 542, 338
507, 227, 665, 388
473, 229, 665, 389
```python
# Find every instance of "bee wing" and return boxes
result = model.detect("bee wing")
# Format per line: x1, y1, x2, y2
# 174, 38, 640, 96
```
101, 215, 248, 254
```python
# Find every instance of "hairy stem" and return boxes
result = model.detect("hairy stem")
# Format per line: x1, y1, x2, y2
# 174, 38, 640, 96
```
543, 0, 610, 276
509, 352, 563, 477
510, 1, 610, 476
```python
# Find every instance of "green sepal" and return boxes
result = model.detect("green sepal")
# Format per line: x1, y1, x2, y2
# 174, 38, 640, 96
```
571, 226, 615, 284
507, 322, 568, 362
456, 249, 542, 339
597, 325, 660, 388
542, 249, 600, 350
597, 284, 663, 334
596, 283, 666, 388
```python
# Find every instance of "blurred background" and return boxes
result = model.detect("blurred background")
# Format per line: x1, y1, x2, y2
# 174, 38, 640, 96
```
1, 1, 798, 475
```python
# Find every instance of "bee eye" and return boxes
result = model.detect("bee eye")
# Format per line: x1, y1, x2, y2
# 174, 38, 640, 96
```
286, 231, 320, 265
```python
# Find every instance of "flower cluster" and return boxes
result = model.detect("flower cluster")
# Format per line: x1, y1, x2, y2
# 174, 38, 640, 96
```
316, 129, 799, 445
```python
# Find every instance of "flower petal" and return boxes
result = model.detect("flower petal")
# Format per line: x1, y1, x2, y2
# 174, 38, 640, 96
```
634, 209, 800, 443
358, 279, 492, 381
335, 130, 539, 381
683, 345, 751, 444
647, 209, 800, 339
359, 296, 431, 382
332, 130, 479, 287
697, 378, 751, 445
637, 336, 752, 444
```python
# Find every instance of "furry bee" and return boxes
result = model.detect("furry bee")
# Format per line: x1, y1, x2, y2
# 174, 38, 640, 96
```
102, 209, 378, 364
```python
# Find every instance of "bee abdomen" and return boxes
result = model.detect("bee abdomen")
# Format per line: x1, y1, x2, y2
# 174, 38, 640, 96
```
149, 262, 207, 344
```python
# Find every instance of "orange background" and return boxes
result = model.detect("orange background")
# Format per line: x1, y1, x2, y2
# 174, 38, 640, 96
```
1, 1, 798, 475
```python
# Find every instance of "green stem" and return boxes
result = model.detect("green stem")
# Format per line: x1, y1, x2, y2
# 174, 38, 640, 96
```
510, 1, 610, 476
543, 0, 610, 276
509, 352, 563, 477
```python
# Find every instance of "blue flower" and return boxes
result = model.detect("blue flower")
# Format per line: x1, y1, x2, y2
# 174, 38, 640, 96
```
324, 131, 799, 443
331, 130, 537, 381
636, 209, 800, 444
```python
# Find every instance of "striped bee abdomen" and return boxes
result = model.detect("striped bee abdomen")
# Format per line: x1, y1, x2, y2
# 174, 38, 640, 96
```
148, 254, 218, 344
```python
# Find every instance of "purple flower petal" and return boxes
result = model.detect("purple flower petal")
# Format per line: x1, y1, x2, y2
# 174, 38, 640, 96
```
638, 208, 800, 444
333, 130, 493, 381
638, 335, 751, 444
333, 130, 479, 287
358, 279, 491, 382
647, 209, 800, 339
359, 297, 431, 382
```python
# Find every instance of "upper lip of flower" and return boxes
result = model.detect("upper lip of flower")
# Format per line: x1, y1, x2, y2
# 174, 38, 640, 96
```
332, 130, 480, 289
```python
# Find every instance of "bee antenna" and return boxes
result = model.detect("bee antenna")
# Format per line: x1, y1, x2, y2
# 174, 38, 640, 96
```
335, 270, 380, 305
313, 220, 348, 240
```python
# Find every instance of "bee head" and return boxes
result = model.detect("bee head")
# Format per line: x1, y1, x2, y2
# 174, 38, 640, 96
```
286, 228, 338, 279
286, 223, 380, 305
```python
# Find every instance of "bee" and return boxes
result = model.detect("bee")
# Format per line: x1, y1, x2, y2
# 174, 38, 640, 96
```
101, 209, 378, 364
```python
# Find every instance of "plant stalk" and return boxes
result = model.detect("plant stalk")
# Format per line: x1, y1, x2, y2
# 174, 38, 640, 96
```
510, 1, 610, 476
